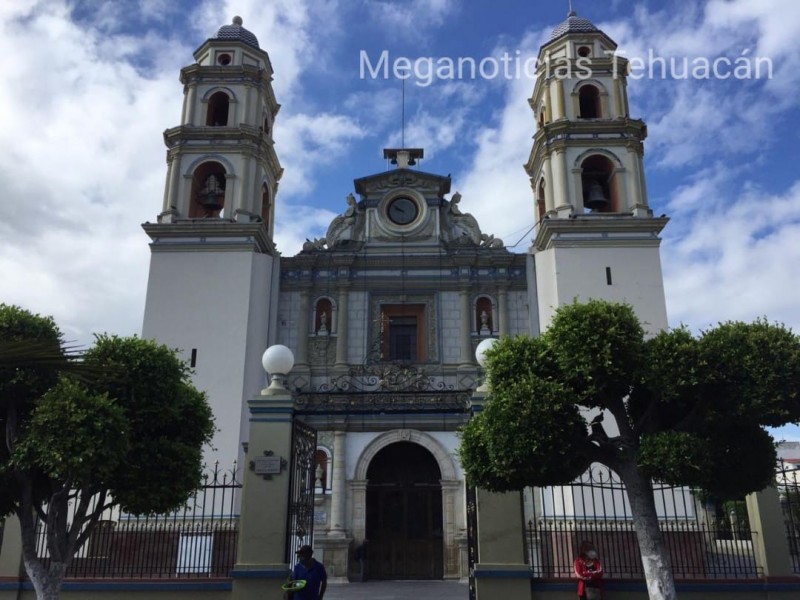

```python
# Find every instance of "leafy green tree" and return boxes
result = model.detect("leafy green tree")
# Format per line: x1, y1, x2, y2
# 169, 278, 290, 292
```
0, 304, 215, 600
459, 300, 800, 600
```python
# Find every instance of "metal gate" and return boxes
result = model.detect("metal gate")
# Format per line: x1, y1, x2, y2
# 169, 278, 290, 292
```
286, 419, 317, 562
466, 485, 478, 600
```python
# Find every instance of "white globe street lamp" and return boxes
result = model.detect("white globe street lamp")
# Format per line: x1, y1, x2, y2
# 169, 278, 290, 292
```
475, 338, 499, 392
261, 344, 295, 395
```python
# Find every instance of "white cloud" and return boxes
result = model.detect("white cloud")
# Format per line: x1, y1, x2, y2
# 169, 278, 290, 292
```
364, 0, 457, 36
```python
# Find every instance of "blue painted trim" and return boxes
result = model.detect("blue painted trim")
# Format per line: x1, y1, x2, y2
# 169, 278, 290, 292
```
531, 580, 800, 593
474, 569, 531, 579
230, 568, 288, 579
1, 581, 232, 592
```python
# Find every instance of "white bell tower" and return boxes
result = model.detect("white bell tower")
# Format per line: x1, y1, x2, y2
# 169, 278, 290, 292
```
526, 9, 669, 335
141, 17, 283, 468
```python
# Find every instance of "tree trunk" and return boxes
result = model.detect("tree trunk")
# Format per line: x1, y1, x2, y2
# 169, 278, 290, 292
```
617, 461, 678, 600
17, 506, 65, 600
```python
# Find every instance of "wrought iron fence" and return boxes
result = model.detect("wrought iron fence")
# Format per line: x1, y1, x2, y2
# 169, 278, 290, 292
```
526, 465, 759, 580
33, 463, 241, 579
777, 459, 800, 574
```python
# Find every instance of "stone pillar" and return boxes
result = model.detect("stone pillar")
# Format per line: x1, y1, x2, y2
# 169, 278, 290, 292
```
231, 390, 294, 600
329, 431, 347, 536
543, 154, 555, 212
471, 390, 530, 600
459, 289, 473, 369
295, 291, 310, 368
614, 78, 624, 118
552, 149, 571, 215
350, 480, 368, 544
497, 288, 509, 337
335, 289, 349, 367
185, 84, 198, 125
746, 486, 793, 578
0, 516, 23, 581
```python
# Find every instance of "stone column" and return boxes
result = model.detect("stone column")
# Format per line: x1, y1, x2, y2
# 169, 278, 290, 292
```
458, 289, 473, 369
614, 78, 624, 118
295, 291, 310, 368
231, 390, 295, 600
350, 480, 368, 543
543, 154, 555, 212
552, 149, 571, 215
441, 480, 462, 579
554, 78, 566, 120
185, 84, 198, 125
335, 289, 349, 367
746, 486, 793, 578
329, 431, 347, 536
497, 288, 509, 337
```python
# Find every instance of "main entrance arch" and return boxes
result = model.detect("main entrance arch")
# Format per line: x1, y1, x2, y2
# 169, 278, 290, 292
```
366, 442, 443, 579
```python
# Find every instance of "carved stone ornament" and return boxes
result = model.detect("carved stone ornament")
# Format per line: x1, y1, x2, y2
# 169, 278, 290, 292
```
440, 191, 504, 248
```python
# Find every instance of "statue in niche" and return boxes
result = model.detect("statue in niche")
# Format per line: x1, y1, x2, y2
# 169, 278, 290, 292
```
479, 310, 491, 335
318, 310, 329, 335
315, 463, 324, 490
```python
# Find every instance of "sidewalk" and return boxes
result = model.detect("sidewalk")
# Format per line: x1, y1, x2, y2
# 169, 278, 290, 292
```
325, 580, 468, 599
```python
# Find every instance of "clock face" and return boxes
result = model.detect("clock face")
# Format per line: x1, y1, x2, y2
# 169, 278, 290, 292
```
387, 197, 419, 225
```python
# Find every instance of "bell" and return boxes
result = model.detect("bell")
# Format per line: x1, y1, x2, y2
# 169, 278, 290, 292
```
585, 180, 607, 210
198, 175, 223, 212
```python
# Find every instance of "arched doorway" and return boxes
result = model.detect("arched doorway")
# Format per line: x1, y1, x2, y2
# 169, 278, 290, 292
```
366, 442, 444, 579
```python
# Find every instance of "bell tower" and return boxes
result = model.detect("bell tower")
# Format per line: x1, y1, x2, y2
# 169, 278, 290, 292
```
141, 17, 283, 468
525, 9, 669, 335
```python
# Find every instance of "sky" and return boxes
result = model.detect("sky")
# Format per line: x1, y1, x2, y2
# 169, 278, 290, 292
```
1, 0, 799, 438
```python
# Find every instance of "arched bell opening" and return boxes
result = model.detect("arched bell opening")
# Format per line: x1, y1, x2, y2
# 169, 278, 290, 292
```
580, 155, 620, 213
536, 178, 547, 222
365, 442, 444, 580
578, 84, 601, 119
189, 162, 227, 218
206, 91, 230, 127
260, 184, 271, 231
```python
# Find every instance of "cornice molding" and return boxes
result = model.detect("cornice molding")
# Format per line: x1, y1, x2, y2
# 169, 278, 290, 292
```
142, 220, 276, 255
532, 215, 668, 252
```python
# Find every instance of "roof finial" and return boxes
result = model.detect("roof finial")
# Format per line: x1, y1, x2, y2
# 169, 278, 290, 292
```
568, 0, 576, 17
233, 15, 243, 26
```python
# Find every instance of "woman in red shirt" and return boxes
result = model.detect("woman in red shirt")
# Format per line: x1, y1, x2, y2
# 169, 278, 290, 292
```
574, 540, 603, 600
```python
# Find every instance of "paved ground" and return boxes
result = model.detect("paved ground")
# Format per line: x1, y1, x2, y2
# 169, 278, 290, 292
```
325, 580, 468, 599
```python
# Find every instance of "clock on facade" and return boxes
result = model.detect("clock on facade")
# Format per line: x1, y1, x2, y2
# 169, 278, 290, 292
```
387, 196, 419, 225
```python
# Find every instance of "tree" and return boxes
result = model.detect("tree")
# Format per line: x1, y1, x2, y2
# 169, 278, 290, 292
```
0, 304, 215, 600
459, 300, 800, 600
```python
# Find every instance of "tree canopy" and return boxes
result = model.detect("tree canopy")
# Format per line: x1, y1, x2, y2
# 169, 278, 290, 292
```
0, 303, 215, 599
458, 300, 800, 600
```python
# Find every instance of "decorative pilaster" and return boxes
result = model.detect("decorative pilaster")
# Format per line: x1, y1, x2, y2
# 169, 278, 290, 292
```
295, 291, 310, 367
497, 288, 509, 336
459, 290, 473, 369
335, 289, 349, 367
329, 430, 347, 537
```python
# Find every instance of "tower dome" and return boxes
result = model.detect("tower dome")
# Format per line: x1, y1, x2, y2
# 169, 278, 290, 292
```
213, 16, 260, 49
550, 10, 598, 40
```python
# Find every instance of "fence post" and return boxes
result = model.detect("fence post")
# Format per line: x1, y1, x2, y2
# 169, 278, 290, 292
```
745, 486, 792, 578
231, 387, 295, 600
471, 389, 531, 600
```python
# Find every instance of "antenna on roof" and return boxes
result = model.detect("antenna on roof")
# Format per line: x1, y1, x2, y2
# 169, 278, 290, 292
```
401, 76, 406, 148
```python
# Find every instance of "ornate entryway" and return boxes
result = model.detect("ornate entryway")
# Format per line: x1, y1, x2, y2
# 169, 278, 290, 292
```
366, 442, 443, 579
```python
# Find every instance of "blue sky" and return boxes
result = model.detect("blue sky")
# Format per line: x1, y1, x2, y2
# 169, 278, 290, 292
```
1, 0, 799, 439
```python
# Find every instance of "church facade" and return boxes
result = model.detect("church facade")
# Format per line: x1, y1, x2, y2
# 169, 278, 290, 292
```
140, 11, 668, 582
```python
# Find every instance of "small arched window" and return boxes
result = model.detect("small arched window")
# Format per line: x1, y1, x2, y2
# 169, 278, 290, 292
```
581, 155, 620, 213
314, 298, 333, 335
206, 91, 230, 126
475, 297, 494, 335
189, 162, 227, 218
578, 85, 601, 119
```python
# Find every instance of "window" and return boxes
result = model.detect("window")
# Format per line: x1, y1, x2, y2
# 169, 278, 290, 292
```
189, 162, 226, 218
578, 85, 600, 119
206, 91, 230, 126
580, 154, 620, 213
380, 304, 426, 362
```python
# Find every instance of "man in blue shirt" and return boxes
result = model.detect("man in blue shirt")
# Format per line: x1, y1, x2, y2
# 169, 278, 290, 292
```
287, 545, 327, 600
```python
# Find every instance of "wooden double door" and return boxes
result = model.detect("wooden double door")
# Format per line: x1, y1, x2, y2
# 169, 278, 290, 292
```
365, 442, 444, 579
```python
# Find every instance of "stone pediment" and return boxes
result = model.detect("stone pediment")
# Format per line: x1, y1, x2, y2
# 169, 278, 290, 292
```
353, 168, 451, 198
